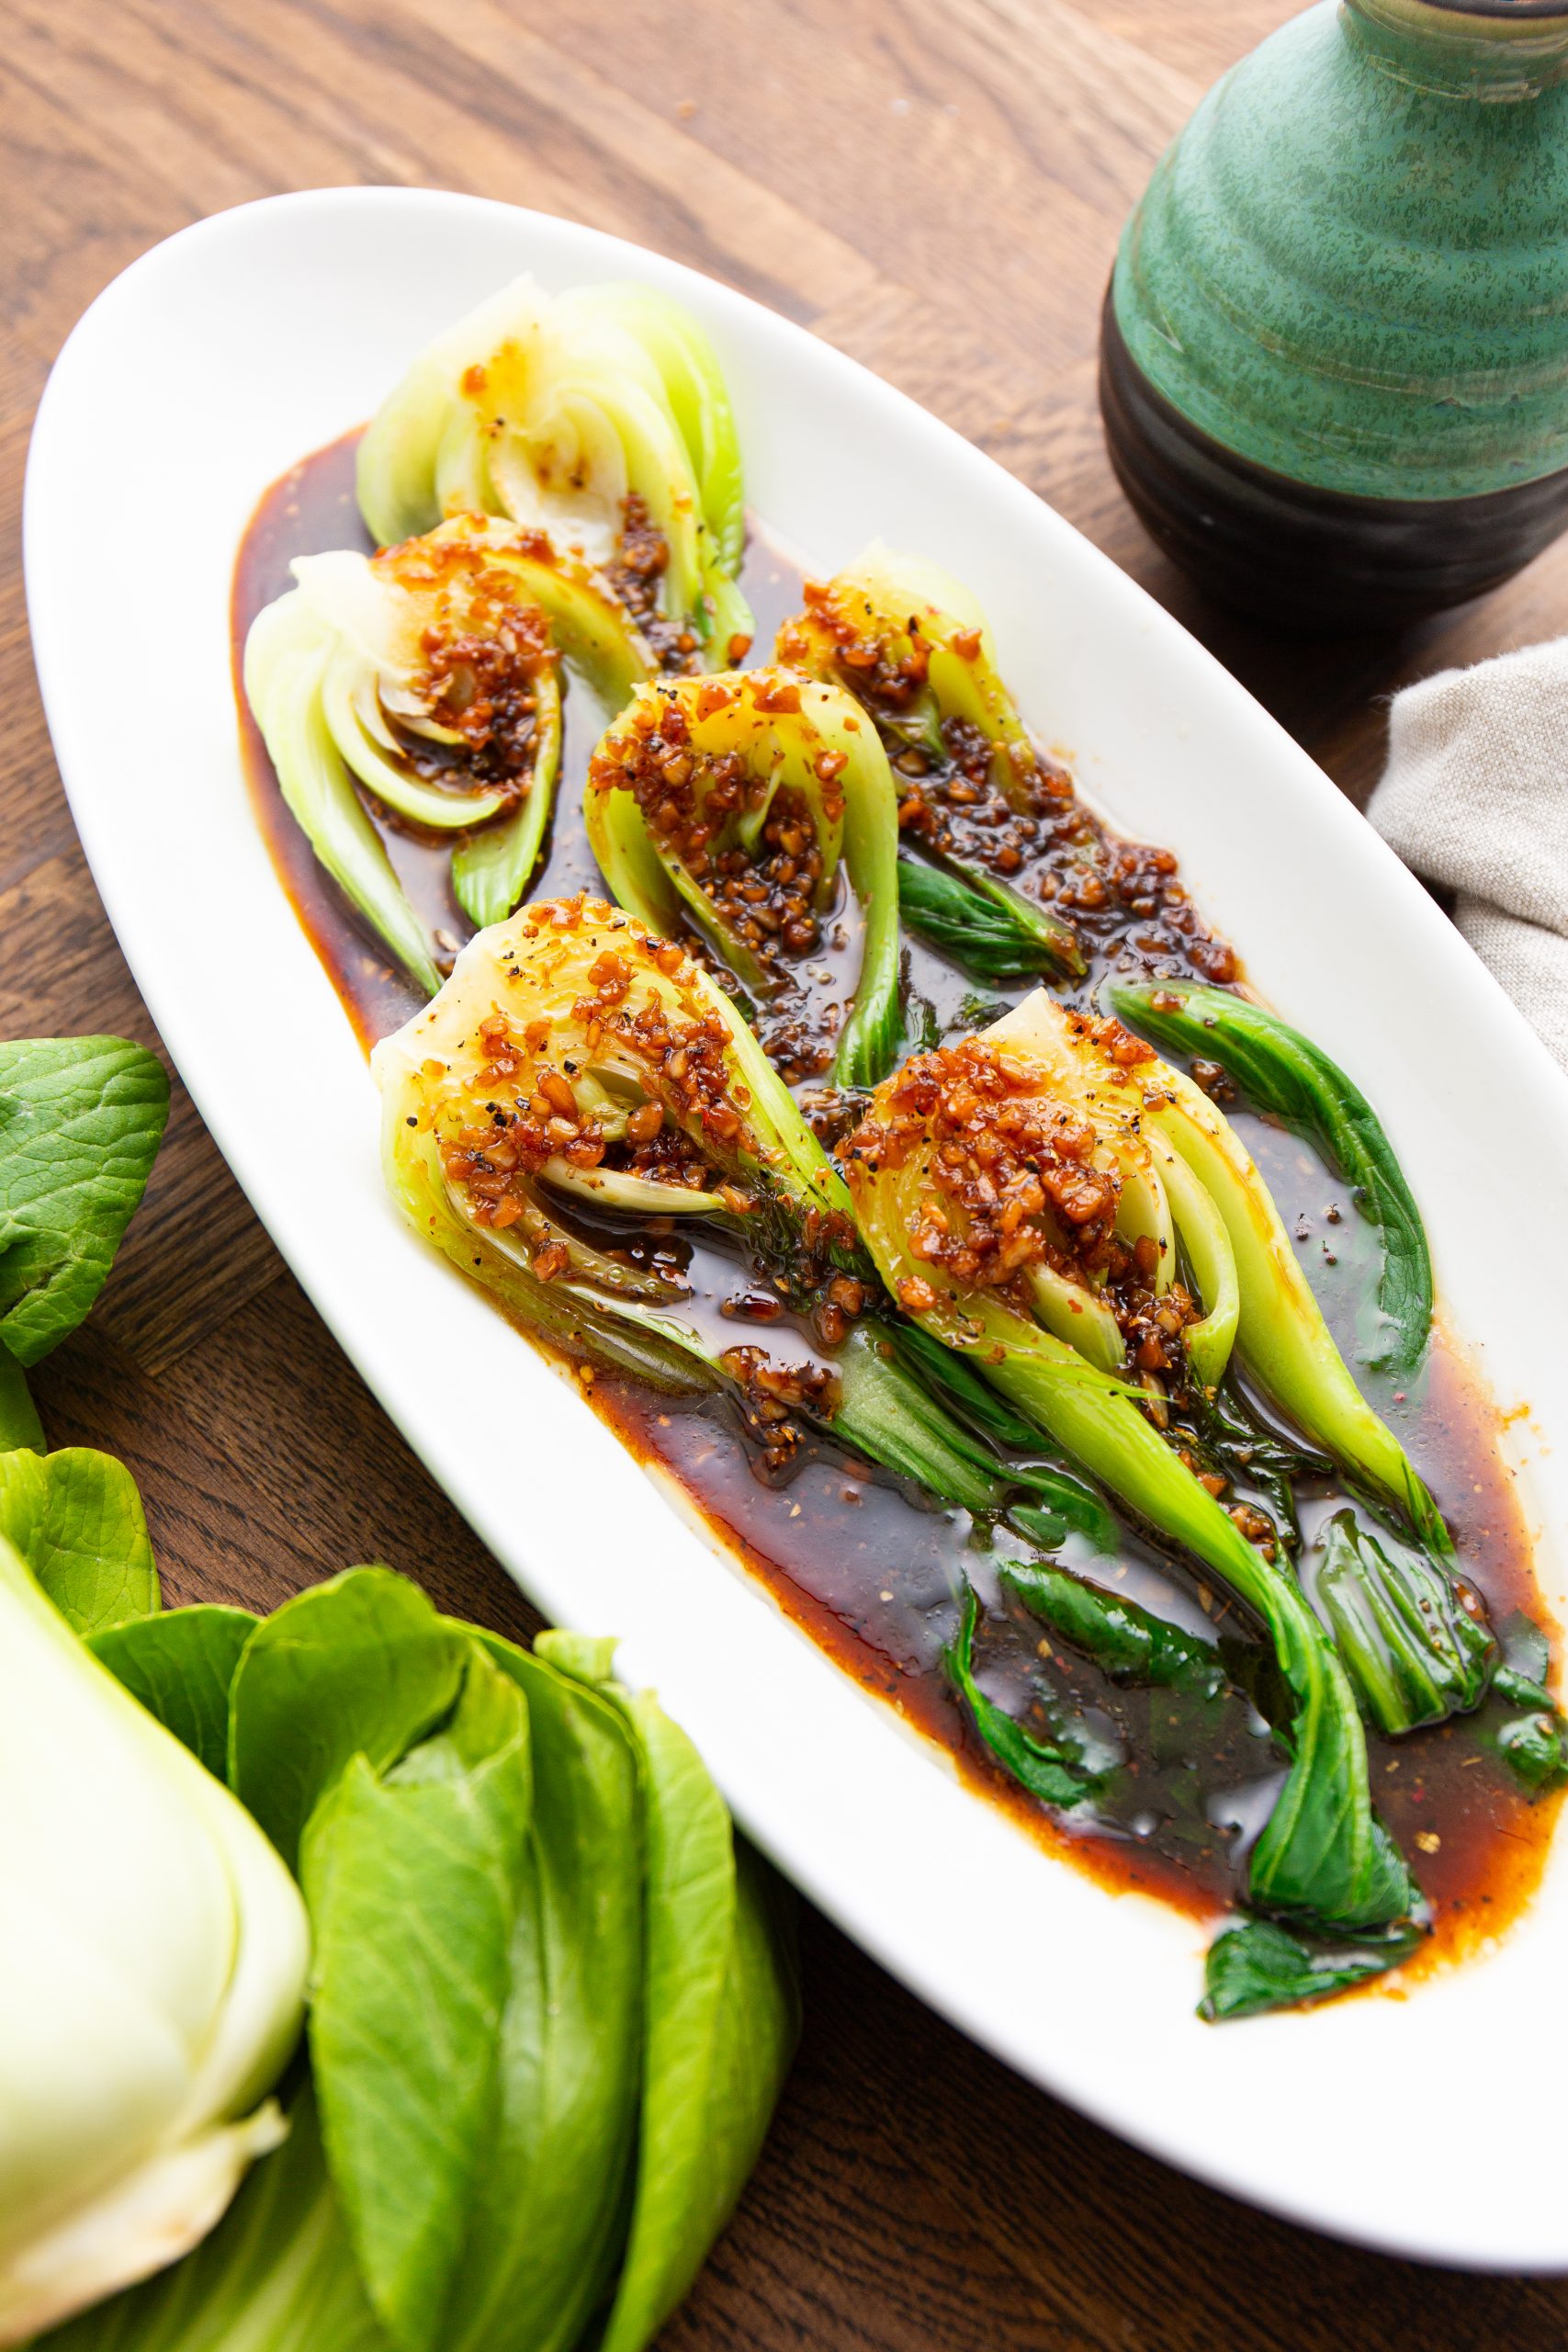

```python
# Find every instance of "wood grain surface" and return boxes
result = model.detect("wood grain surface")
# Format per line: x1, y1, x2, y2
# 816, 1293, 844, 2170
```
6, 4, 1568, 2343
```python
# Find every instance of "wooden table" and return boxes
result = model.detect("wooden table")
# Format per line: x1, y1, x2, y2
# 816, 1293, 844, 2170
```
6, 4, 1567, 2343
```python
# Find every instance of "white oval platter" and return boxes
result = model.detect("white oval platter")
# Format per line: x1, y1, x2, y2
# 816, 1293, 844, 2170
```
24, 186, 1568, 2267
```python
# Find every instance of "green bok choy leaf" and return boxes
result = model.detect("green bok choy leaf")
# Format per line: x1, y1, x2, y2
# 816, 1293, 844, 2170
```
538, 1633, 798, 2352
1201, 1915, 1424, 2023
585, 668, 904, 1085
0, 1445, 157, 1637
355, 277, 750, 663
1308, 1509, 1495, 1737
0, 1036, 169, 1448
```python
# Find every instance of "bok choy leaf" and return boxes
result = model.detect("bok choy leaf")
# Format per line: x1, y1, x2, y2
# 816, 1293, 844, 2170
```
946, 1586, 1108, 1810
538, 1634, 799, 2352
0, 1446, 157, 1636
301, 1648, 535, 2352
1201, 1915, 1423, 2023
1307, 1509, 1495, 1737
90, 1609, 258, 1784
0, 1038, 168, 1402
896, 853, 1070, 985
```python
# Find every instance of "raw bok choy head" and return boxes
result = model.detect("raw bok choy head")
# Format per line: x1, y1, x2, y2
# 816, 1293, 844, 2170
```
0, 1538, 308, 2345
775, 545, 1081, 982
356, 277, 751, 668
842, 998, 1417, 1940
244, 516, 651, 989
585, 669, 904, 1086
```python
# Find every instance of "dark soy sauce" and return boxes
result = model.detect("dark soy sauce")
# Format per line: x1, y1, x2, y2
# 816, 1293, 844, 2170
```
232, 434, 1560, 1966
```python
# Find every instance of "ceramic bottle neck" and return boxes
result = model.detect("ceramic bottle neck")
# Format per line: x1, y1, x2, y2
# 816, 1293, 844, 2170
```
1342, 0, 1568, 98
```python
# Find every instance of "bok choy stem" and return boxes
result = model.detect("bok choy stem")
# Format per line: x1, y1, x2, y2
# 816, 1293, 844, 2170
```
355, 277, 750, 662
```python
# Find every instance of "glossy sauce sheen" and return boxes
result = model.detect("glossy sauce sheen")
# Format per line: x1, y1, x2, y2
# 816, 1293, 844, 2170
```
232, 434, 1558, 1964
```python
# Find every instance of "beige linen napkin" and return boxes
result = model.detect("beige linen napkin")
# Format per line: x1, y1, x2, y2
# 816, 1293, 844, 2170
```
1367, 638, 1568, 1073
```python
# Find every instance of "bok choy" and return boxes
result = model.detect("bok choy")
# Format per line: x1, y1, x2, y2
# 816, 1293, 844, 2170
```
43, 1565, 797, 2352
1110, 978, 1433, 1379
842, 1005, 1417, 1945
983, 993, 1450, 1550
243, 517, 651, 988
355, 277, 751, 666
775, 546, 1082, 983
0, 1035, 169, 1452
585, 668, 905, 1085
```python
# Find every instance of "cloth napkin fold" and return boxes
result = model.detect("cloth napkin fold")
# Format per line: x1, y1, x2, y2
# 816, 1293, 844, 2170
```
1367, 637, 1568, 1074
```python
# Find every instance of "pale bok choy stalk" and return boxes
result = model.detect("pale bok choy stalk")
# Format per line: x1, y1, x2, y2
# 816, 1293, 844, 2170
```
243, 517, 652, 990
774, 545, 1083, 983
841, 1006, 1417, 1946
372, 899, 1071, 1517
355, 277, 751, 665
1110, 978, 1433, 1379
585, 669, 905, 1086
0, 1535, 308, 2346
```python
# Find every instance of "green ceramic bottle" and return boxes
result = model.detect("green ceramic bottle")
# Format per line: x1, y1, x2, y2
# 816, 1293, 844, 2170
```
1100, 0, 1568, 628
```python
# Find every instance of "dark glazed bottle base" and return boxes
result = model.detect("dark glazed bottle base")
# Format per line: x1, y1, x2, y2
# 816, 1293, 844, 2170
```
1099, 288, 1568, 634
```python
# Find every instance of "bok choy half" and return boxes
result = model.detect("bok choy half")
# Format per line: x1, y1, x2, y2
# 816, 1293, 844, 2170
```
585, 668, 905, 1086
1110, 978, 1433, 1380
355, 277, 751, 667
774, 546, 1083, 985
243, 517, 652, 990
841, 997, 1423, 1960
39, 1563, 796, 2352
1103, 981, 1536, 1747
